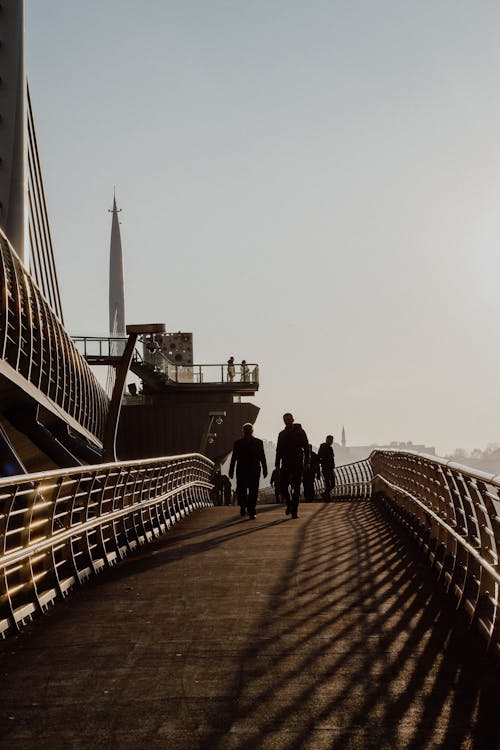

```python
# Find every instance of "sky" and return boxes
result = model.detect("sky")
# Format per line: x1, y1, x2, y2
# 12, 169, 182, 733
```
26, 1, 500, 455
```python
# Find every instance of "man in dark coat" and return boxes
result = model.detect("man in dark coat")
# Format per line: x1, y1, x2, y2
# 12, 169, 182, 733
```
229, 423, 268, 519
275, 413, 310, 519
318, 434, 335, 499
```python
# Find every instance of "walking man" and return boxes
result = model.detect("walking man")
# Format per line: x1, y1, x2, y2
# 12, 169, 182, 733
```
275, 413, 310, 519
229, 423, 268, 519
318, 435, 335, 499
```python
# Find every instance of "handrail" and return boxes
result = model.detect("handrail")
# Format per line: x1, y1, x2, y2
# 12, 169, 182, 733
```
71, 336, 260, 386
140, 347, 259, 385
0, 453, 214, 637
332, 450, 500, 654
72, 335, 128, 359
314, 458, 373, 500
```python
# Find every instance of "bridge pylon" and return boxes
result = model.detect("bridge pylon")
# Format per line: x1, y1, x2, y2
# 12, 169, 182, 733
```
0, 0, 27, 263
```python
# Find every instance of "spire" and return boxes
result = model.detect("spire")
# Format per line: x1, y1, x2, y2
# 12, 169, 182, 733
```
108, 190, 125, 336
341, 426, 346, 448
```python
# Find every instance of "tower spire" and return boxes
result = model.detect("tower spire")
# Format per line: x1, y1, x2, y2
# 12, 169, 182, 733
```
108, 191, 125, 336
341, 426, 346, 448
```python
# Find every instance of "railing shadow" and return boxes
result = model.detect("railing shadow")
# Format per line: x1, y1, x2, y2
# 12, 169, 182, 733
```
201, 500, 499, 749
2, 500, 497, 748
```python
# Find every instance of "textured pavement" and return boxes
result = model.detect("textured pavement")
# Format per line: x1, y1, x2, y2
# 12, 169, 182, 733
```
0, 501, 498, 749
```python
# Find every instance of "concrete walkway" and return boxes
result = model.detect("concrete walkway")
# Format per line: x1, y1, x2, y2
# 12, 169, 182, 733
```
0, 501, 498, 749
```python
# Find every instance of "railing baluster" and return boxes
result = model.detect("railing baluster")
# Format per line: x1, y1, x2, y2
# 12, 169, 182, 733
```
369, 449, 500, 654
0, 453, 214, 638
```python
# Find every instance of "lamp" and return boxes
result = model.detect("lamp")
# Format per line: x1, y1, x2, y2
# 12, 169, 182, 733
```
200, 411, 226, 454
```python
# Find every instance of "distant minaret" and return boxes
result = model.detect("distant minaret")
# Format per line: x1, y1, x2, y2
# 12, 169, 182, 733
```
341, 426, 346, 448
108, 191, 125, 335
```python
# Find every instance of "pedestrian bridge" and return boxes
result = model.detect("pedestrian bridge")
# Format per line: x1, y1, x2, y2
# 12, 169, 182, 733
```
0, 452, 498, 748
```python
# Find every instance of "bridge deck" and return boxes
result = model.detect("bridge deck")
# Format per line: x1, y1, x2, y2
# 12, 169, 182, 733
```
0, 502, 497, 749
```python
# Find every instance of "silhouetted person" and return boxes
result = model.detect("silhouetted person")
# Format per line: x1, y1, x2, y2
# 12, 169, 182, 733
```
270, 467, 281, 503
222, 475, 232, 506
318, 435, 335, 499
227, 356, 235, 382
275, 413, 310, 519
212, 466, 223, 505
241, 359, 250, 382
303, 445, 320, 501
229, 423, 268, 519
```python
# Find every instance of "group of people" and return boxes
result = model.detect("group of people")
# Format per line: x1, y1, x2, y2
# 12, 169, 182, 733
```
227, 356, 250, 383
228, 413, 335, 520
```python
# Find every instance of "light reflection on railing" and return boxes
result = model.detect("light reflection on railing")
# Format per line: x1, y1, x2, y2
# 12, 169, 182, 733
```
0, 453, 213, 637
0, 231, 109, 442
331, 450, 500, 655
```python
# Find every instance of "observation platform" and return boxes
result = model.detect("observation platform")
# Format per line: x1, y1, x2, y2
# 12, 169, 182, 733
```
0, 501, 497, 749
72, 336, 259, 396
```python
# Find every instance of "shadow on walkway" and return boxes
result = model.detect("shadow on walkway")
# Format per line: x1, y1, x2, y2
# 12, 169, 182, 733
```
202, 501, 499, 750
0, 501, 497, 749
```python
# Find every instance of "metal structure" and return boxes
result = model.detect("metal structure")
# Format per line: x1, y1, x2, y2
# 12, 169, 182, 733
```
0, 1, 495, 669
328, 458, 373, 499
145, 359, 260, 386
102, 323, 166, 462
27, 85, 64, 324
0, 444, 497, 657
0, 452, 213, 636
326, 450, 500, 655
72, 336, 260, 386
0, 3, 63, 319
0, 229, 108, 445
0, 0, 26, 262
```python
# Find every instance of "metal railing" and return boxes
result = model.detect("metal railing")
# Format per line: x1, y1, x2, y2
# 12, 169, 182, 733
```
72, 335, 127, 360
332, 458, 373, 499
0, 453, 213, 636
0, 231, 109, 443
142, 348, 259, 386
332, 450, 500, 654
71, 335, 260, 386
27, 84, 65, 326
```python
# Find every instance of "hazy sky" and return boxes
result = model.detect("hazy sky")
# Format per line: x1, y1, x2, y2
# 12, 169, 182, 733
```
27, 1, 500, 454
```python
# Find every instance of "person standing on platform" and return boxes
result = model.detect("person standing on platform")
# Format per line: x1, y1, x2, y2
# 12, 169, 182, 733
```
241, 360, 250, 382
227, 356, 236, 382
275, 413, 310, 519
229, 423, 268, 519
303, 445, 320, 501
318, 435, 335, 499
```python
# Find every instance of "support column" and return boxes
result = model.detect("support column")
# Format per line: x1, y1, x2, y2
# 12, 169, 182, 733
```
103, 323, 166, 462
0, 0, 26, 262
